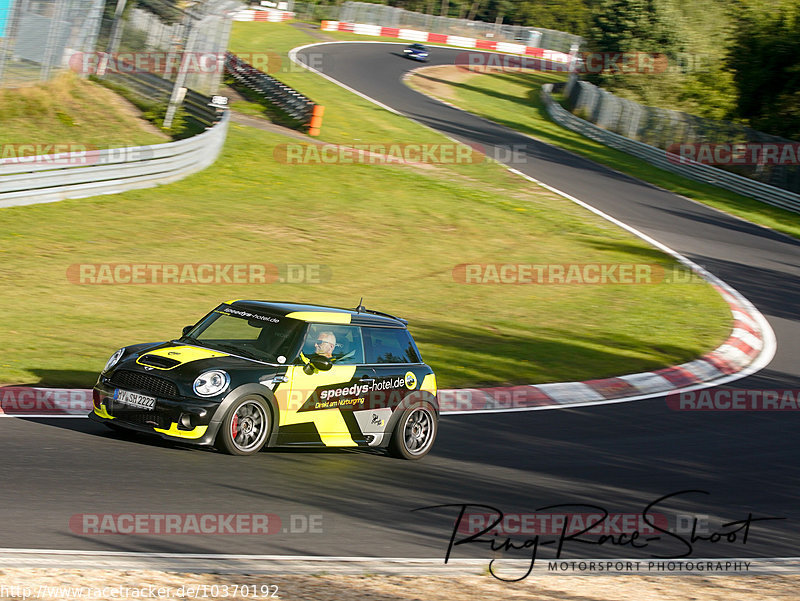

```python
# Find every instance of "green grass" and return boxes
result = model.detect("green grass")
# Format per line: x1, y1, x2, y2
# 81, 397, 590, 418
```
406, 68, 800, 239
228, 23, 467, 147
0, 125, 730, 389
0, 72, 168, 149
0, 22, 732, 389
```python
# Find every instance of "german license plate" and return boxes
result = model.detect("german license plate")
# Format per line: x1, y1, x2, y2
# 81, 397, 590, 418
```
114, 389, 156, 410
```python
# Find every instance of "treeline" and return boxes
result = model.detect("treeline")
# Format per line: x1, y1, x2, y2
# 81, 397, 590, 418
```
122, 0, 799, 138
584, 0, 800, 140
364, 0, 800, 139
382, 0, 591, 35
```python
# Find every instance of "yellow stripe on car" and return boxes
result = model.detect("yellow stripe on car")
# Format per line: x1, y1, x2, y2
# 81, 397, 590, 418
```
275, 364, 359, 447
137, 345, 228, 369
94, 403, 114, 420
154, 423, 209, 439
420, 373, 437, 395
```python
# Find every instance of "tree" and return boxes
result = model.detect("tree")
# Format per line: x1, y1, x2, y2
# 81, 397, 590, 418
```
584, 0, 685, 95
587, 0, 683, 56
727, 3, 800, 139
511, 0, 590, 36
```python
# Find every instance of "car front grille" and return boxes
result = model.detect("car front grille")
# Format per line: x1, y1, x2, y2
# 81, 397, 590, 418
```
110, 370, 179, 398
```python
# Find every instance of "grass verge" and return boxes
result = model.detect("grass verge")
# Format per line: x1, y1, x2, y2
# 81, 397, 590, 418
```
0, 72, 168, 149
0, 22, 731, 389
406, 66, 800, 239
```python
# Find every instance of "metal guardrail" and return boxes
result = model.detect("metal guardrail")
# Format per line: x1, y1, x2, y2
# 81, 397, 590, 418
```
225, 52, 316, 126
565, 79, 800, 195
0, 110, 229, 209
542, 83, 800, 214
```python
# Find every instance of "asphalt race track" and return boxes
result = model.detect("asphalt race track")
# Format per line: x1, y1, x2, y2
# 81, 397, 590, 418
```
2, 42, 799, 568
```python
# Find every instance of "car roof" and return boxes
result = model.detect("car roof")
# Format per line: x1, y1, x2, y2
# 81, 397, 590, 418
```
223, 300, 408, 327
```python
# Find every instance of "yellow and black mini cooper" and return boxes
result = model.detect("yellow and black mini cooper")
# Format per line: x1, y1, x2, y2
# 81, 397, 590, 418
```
91, 301, 438, 459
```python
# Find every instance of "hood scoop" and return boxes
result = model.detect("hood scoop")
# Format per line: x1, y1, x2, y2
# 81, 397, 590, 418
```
138, 354, 182, 369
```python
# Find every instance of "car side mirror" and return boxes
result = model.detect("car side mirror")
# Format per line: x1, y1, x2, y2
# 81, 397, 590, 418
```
182, 325, 193, 336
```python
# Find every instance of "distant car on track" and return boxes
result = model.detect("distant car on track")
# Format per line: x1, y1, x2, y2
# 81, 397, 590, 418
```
403, 43, 429, 62
90, 300, 439, 459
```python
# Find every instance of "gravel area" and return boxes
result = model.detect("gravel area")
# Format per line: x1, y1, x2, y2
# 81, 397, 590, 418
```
0, 569, 798, 600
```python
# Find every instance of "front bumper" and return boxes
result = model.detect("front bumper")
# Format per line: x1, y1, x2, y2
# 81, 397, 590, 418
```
92, 378, 223, 446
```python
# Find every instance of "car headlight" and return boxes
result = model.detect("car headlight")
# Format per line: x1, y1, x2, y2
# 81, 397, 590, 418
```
193, 370, 230, 397
103, 348, 125, 372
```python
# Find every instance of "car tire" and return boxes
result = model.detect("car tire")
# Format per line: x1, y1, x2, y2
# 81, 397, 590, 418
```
215, 396, 271, 456
388, 402, 437, 460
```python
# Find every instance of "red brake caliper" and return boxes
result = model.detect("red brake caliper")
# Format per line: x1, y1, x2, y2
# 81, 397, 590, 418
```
231, 413, 239, 439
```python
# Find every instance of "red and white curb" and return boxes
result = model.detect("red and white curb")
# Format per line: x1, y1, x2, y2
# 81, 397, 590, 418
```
233, 9, 294, 23
0, 42, 776, 418
438, 285, 768, 414
0, 387, 92, 417
320, 20, 572, 63
287, 41, 775, 414
0, 283, 773, 418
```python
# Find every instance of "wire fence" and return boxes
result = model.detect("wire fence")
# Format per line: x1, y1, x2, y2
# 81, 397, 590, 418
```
0, 0, 238, 97
0, 0, 105, 87
565, 78, 800, 195
336, 1, 582, 52
98, 0, 241, 97
293, 2, 339, 22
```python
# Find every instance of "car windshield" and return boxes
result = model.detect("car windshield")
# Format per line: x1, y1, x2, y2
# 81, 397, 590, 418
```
181, 305, 303, 363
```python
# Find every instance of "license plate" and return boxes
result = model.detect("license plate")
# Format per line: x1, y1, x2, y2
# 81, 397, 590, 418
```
114, 389, 156, 410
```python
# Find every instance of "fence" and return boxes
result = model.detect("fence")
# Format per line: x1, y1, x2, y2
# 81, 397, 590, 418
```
0, 1, 237, 210
99, 0, 241, 97
544, 83, 800, 214
293, 2, 339, 22
565, 78, 800, 195
338, 1, 582, 53
0, 0, 105, 87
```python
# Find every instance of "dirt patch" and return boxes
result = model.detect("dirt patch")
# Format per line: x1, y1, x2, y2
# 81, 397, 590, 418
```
0, 569, 796, 600
406, 65, 478, 103
290, 22, 338, 42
